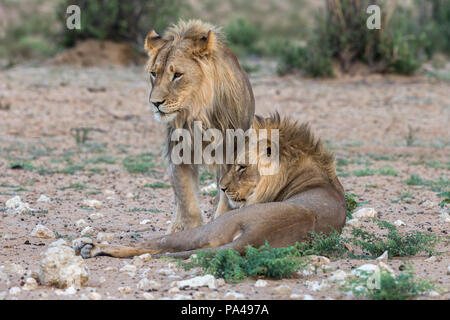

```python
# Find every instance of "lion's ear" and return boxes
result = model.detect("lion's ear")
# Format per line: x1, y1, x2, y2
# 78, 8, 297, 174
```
191, 30, 216, 57
144, 30, 166, 57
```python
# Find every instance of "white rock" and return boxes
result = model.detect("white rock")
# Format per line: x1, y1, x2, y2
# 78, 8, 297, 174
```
71, 237, 93, 248
5, 196, 31, 214
447, 266, 450, 276
439, 211, 450, 223
38, 246, 89, 288
172, 294, 192, 300
82, 199, 103, 209
96, 232, 113, 242
88, 292, 102, 300
394, 220, 406, 227
23, 278, 38, 291
308, 255, 330, 267
75, 219, 88, 229
302, 294, 314, 300
0, 292, 6, 300
346, 218, 361, 227
376, 250, 389, 263
428, 290, 440, 297
200, 182, 217, 193
119, 264, 137, 276
425, 256, 437, 263
125, 193, 134, 199
63, 286, 77, 295
421, 200, 434, 209
305, 280, 328, 291
137, 278, 161, 291
37, 195, 50, 203
89, 213, 104, 220
351, 264, 378, 277
352, 207, 377, 219
224, 291, 245, 300
142, 292, 155, 300
9, 286, 21, 295
140, 219, 151, 225
104, 190, 115, 196
328, 270, 349, 282
49, 239, 68, 248
3, 263, 25, 275
254, 279, 268, 287
272, 285, 292, 295
157, 268, 175, 276
289, 293, 303, 299
168, 287, 181, 295
30, 224, 55, 239
117, 286, 132, 294
193, 291, 207, 299
177, 274, 216, 290
132, 253, 151, 267
80, 226, 95, 237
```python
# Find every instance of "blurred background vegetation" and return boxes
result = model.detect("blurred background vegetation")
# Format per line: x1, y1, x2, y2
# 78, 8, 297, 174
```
0, 0, 449, 77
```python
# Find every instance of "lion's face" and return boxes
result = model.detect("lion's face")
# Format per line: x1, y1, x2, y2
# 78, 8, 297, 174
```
219, 161, 261, 208
145, 29, 216, 124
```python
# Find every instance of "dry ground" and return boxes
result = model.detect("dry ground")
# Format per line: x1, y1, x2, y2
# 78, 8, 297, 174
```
0, 65, 449, 300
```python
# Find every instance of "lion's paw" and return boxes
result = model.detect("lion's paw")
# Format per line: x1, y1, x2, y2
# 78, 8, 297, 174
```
74, 242, 101, 259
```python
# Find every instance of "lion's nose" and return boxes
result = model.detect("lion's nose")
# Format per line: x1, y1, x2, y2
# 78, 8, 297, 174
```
151, 99, 166, 109
220, 186, 227, 192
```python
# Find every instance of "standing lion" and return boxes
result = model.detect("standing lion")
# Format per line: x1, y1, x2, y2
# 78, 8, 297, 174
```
144, 20, 255, 233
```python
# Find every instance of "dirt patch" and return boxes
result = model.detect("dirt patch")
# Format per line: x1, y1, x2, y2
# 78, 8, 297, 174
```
49, 40, 146, 67
0, 66, 448, 300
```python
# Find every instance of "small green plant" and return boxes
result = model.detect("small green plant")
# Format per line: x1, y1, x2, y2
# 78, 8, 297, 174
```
180, 242, 308, 283
122, 153, 157, 173
345, 193, 358, 219
144, 182, 171, 189
297, 231, 348, 258
353, 168, 377, 177
349, 220, 439, 259
9, 160, 35, 171
377, 166, 399, 177
343, 266, 434, 300
224, 16, 260, 56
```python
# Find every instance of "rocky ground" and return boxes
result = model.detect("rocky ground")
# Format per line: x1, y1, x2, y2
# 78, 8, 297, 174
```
0, 65, 448, 300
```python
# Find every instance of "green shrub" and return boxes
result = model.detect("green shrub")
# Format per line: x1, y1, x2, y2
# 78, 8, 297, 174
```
343, 265, 434, 300
181, 242, 308, 283
224, 16, 261, 56
56, 0, 182, 48
345, 193, 359, 219
349, 220, 439, 259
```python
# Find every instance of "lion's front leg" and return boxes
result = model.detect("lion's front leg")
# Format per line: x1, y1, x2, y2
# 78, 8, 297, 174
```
167, 163, 203, 234
214, 190, 232, 219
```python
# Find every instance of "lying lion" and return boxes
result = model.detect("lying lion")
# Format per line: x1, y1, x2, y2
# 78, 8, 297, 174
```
75, 114, 346, 259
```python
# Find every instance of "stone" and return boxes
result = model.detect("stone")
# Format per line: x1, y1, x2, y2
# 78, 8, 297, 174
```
305, 280, 328, 292
104, 190, 115, 196
346, 218, 361, 227
23, 278, 38, 291
193, 291, 207, 299
37, 195, 50, 203
96, 232, 113, 242
3, 263, 25, 275
289, 293, 303, 299
376, 250, 389, 263
428, 291, 440, 297
49, 239, 68, 248
125, 193, 134, 199
132, 253, 151, 267
80, 226, 95, 237
119, 264, 137, 276
172, 294, 192, 300
447, 266, 450, 276
328, 270, 349, 282
302, 294, 314, 300
254, 279, 268, 287
82, 199, 103, 209
5, 196, 31, 214
88, 292, 102, 300
168, 287, 181, 295
272, 285, 292, 295
224, 291, 245, 300
352, 207, 377, 219
89, 213, 104, 220
143, 292, 155, 300
308, 255, 330, 267
425, 256, 437, 263
177, 274, 216, 290
439, 211, 450, 223
137, 278, 161, 291
0, 292, 6, 300
421, 200, 434, 209
394, 220, 406, 227
351, 264, 378, 277
30, 224, 55, 239
9, 287, 21, 295
38, 245, 89, 288
117, 286, 132, 294
140, 219, 151, 225
75, 219, 88, 229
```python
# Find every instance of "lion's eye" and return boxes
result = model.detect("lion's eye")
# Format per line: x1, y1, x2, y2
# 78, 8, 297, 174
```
173, 72, 183, 81
237, 165, 247, 173
150, 72, 156, 79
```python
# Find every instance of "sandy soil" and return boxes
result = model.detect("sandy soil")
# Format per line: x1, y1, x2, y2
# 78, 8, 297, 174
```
0, 65, 448, 300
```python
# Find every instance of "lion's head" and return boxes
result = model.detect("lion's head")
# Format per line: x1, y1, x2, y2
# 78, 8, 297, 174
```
144, 20, 253, 129
219, 113, 343, 208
